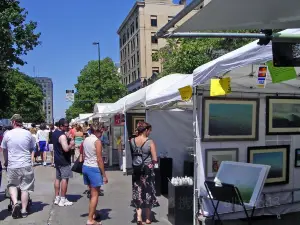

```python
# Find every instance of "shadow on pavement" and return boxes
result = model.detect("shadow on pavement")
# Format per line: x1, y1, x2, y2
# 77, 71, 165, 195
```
81, 208, 112, 221
30, 201, 49, 214
0, 208, 10, 220
131, 210, 159, 223
67, 194, 82, 202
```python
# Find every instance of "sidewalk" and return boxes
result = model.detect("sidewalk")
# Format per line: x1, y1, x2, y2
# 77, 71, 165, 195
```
0, 165, 172, 225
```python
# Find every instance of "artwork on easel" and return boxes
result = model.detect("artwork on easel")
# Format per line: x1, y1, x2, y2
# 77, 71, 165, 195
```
214, 161, 270, 207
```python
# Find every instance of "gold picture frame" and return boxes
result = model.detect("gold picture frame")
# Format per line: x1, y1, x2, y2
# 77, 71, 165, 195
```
132, 116, 145, 133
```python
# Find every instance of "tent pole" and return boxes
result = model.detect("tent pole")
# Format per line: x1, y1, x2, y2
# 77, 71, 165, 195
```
162, 32, 300, 40
156, 0, 202, 38
192, 87, 198, 225
123, 113, 127, 175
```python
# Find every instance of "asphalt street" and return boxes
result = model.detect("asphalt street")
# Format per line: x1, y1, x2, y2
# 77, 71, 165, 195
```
0, 162, 171, 225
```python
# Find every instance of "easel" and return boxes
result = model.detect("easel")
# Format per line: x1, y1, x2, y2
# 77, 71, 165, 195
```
204, 181, 256, 225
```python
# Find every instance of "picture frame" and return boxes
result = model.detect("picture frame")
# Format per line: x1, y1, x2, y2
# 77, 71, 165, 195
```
266, 96, 300, 135
202, 97, 260, 141
295, 149, 300, 167
205, 148, 239, 178
132, 116, 145, 133
215, 161, 270, 207
247, 145, 290, 185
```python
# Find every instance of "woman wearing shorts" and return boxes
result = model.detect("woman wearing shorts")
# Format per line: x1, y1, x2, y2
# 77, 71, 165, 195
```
37, 123, 49, 166
82, 123, 108, 225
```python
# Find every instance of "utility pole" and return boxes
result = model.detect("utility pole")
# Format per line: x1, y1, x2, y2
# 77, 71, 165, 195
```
93, 42, 101, 102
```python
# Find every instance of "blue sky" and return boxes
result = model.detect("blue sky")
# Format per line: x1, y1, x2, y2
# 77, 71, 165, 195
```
18, 0, 186, 121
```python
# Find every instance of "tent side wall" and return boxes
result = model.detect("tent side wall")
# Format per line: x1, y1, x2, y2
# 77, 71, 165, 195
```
197, 91, 300, 219
147, 109, 194, 176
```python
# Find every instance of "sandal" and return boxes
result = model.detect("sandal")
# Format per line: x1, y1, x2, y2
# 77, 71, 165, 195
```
136, 221, 143, 225
146, 220, 152, 224
86, 221, 102, 225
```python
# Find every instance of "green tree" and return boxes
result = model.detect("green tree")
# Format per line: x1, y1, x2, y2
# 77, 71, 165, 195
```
0, 69, 45, 123
66, 58, 127, 121
0, 0, 41, 72
156, 30, 278, 77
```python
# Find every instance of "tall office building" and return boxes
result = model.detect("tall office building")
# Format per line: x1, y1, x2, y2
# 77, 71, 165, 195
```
34, 77, 54, 124
118, 0, 194, 92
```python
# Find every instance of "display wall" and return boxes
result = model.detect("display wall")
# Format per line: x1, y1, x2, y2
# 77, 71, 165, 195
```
147, 109, 194, 176
196, 92, 300, 219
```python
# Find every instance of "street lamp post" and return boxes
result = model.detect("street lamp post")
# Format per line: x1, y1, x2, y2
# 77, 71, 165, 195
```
93, 42, 101, 102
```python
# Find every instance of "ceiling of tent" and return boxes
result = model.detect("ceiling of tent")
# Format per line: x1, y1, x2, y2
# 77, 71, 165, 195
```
176, 0, 300, 32
93, 103, 113, 114
197, 64, 300, 94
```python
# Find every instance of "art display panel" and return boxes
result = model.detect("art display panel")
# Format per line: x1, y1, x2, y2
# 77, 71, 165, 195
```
205, 148, 238, 178
266, 96, 300, 135
214, 161, 270, 207
202, 98, 259, 141
247, 145, 290, 185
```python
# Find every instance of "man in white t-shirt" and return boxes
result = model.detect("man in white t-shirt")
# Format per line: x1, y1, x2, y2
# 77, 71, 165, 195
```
0, 114, 35, 219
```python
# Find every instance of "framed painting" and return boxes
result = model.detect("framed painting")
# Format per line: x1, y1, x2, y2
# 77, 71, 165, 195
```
266, 96, 300, 135
202, 98, 259, 141
205, 148, 238, 178
132, 116, 145, 133
295, 149, 300, 167
247, 145, 290, 185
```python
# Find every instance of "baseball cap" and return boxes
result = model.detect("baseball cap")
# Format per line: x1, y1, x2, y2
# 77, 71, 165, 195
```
10, 114, 23, 123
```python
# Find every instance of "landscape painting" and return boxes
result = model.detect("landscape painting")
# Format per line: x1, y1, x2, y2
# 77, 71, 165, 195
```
205, 148, 238, 178
266, 97, 300, 135
295, 149, 300, 167
202, 98, 259, 141
248, 145, 290, 185
215, 161, 270, 207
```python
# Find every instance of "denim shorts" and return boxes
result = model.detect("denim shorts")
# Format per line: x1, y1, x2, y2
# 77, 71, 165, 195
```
82, 165, 103, 188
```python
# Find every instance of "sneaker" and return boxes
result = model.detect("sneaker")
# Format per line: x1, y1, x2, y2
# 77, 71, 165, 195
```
58, 198, 73, 207
12, 203, 21, 219
43, 162, 47, 166
21, 211, 28, 218
54, 196, 60, 205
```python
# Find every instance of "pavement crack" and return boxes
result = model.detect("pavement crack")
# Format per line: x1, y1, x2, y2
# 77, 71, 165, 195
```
46, 196, 55, 225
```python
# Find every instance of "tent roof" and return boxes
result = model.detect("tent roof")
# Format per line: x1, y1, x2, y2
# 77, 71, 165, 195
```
102, 74, 193, 115
79, 113, 93, 120
93, 103, 113, 114
176, 0, 300, 32
192, 28, 300, 94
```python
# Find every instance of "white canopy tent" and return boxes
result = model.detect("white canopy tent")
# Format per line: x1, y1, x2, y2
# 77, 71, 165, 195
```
176, 0, 300, 32
92, 103, 113, 118
102, 74, 193, 115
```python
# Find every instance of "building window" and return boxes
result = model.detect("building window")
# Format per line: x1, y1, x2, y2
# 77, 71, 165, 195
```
128, 60, 131, 69
130, 22, 135, 35
122, 34, 126, 45
137, 51, 139, 63
136, 35, 139, 47
129, 75, 131, 84
48, 111, 51, 114
137, 68, 140, 78
152, 50, 158, 61
152, 67, 159, 75
151, 15, 157, 27
127, 45, 130, 56
127, 28, 129, 39
119, 38, 122, 47
136, 17, 139, 29
151, 32, 158, 44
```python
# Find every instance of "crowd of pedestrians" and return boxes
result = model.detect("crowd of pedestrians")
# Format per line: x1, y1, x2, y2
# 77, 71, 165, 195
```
0, 115, 159, 225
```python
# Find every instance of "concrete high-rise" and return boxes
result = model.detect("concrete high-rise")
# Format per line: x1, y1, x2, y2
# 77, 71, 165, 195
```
34, 77, 53, 124
118, 0, 194, 92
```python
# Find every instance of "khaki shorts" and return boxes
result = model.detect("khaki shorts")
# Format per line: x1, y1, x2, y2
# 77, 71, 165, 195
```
7, 166, 35, 192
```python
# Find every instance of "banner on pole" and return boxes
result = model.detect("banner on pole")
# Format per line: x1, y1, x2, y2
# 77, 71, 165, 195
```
178, 85, 193, 101
66, 90, 74, 102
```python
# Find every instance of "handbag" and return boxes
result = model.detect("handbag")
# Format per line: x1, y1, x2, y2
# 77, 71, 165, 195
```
71, 157, 83, 174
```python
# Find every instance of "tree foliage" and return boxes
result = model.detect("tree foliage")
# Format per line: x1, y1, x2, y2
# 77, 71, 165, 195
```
156, 30, 270, 77
0, 0, 41, 72
66, 58, 127, 121
0, 69, 45, 123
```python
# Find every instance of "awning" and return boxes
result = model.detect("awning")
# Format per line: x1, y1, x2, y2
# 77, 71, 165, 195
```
175, 0, 300, 32
192, 29, 300, 87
